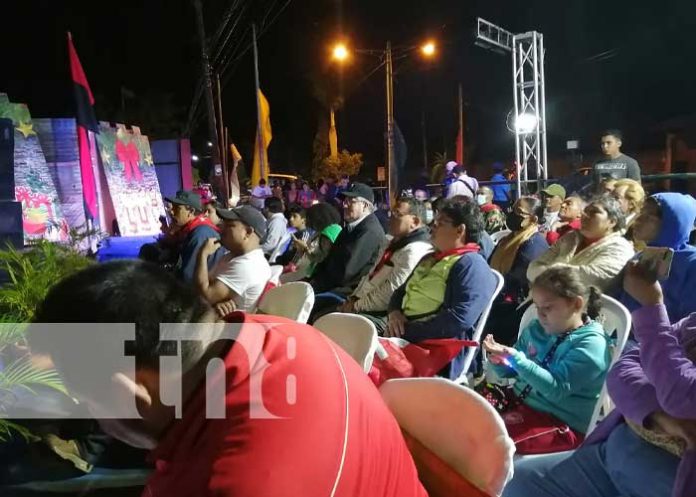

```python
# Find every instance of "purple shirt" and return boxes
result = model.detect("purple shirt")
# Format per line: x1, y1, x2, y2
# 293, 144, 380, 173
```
586, 304, 696, 497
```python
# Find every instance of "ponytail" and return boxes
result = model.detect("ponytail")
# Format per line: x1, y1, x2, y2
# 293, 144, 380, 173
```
585, 286, 603, 320
531, 265, 603, 321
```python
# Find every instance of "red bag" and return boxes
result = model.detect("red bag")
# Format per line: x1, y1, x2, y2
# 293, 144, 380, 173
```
368, 338, 473, 387
503, 403, 584, 455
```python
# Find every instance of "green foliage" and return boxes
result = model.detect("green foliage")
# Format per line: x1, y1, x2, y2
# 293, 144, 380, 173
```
0, 241, 93, 323
430, 152, 450, 183
314, 150, 363, 182
0, 240, 90, 440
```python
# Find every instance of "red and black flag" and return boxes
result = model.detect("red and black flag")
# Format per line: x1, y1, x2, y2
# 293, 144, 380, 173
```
68, 32, 98, 221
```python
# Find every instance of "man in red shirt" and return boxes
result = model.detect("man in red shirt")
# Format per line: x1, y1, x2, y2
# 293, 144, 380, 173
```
29, 260, 426, 497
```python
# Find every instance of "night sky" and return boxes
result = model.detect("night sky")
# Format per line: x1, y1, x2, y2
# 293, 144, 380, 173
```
2, 0, 696, 180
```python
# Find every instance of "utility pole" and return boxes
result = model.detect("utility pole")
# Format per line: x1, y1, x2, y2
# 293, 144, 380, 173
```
192, 0, 221, 187
215, 73, 229, 205
385, 41, 395, 204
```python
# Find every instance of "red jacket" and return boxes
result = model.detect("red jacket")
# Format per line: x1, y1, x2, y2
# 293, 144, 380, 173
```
546, 218, 581, 245
144, 313, 426, 497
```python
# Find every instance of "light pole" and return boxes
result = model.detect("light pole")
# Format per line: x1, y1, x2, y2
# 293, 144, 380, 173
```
331, 39, 436, 203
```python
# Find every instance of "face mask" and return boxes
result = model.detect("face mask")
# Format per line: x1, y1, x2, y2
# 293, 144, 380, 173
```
476, 195, 487, 206
506, 212, 525, 231
425, 209, 434, 224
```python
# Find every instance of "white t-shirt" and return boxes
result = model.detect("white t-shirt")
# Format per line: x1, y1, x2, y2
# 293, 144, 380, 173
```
251, 186, 272, 209
447, 175, 479, 199
210, 248, 272, 311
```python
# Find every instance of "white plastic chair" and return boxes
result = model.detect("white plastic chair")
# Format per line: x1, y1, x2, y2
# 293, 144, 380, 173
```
490, 230, 512, 245
268, 232, 292, 263
516, 294, 631, 434
268, 264, 284, 286
313, 313, 379, 372
256, 282, 315, 323
455, 269, 505, 384
380, 378, 515, 497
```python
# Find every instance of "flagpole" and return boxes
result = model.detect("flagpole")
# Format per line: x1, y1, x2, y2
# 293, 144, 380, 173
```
385, 41, 395, 205
252, 24, 266, 180
192, 0, 222, 184
458, 83, 464, 164
214, 72, 229, 206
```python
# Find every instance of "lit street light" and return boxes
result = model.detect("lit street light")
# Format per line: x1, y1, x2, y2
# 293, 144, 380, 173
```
332, 43, 349, 62
192, 154, 200, 162
329, 38, 438, 202
421, 41, 436, 57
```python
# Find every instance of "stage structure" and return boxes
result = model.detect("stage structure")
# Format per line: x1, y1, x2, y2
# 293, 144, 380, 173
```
0, 94, 70, 243
476, 18, 548, 196
95, 123, 166, 237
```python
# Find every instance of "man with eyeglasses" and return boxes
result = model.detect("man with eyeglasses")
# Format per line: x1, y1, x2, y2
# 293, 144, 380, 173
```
335, 197, 433, 320
309, 183, 386, 321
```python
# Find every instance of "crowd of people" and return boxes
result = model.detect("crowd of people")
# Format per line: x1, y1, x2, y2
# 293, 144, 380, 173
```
22, 129, 696, 497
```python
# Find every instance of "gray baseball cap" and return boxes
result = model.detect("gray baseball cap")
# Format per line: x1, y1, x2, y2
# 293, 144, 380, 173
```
216, 206, 268, 239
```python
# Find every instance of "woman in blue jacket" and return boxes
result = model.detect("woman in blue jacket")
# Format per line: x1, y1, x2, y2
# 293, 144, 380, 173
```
619, 192, 696, 322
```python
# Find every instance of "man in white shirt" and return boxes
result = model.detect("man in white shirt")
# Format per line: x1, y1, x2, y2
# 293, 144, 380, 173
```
260, 196, 288, 258
195, 206, 271, 313
250, 178, 272, 210
446, 165, 479, 199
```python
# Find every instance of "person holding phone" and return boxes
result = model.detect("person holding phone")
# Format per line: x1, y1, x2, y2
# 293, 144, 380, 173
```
619, 192, 696, 322
503, 262, 696, 497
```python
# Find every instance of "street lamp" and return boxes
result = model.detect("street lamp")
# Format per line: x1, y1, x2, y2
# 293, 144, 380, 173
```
332, 43, 349, 62
330, 39, 437, 203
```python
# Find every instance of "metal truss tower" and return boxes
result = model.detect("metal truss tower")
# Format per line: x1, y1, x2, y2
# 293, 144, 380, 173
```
476, 18, 548, 196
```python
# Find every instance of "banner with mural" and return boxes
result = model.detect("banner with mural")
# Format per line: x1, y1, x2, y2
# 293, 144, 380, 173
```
95, 123, 166, 236
0, 94, 70, 243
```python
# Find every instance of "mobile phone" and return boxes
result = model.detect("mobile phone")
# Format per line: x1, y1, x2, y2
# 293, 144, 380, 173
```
638, 247, 674, 280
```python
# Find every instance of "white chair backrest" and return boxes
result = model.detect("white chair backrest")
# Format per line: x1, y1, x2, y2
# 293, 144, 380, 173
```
455, 269, 505, 383
490, 230, 512, 245
313, 313, 378, 372
268, 265, 284, 286
516, 294, 632, 434
256, 282, 315, 323
380, 378, 515, 497
268, 233, 292, 263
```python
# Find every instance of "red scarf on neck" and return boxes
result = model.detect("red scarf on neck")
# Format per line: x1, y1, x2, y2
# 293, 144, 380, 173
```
480, 203, 500, 214
433, 243, 480, 261
178, 214, 220, 241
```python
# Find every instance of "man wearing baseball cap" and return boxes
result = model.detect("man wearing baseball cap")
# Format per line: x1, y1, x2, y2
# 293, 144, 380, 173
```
194, 205, 271, 312
540, 183, 566, 233
164, 190, 224, 282
309, 182, 386, 320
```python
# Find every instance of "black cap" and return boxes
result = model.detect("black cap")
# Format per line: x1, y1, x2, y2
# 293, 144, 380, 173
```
164, 190, 203, 211
339, 182, 374, 204
216, 206, 268, 240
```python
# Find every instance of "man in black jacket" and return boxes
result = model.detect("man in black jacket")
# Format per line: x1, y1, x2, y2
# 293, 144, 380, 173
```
309, 183, 386, 321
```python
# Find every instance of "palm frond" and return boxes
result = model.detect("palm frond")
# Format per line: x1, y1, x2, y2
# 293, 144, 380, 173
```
0, 419, 39, 442
0, 358, 68, 396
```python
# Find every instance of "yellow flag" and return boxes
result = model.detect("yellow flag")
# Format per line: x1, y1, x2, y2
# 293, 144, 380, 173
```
252, 90, 272, 186
229, 143, 242, 206
329, 109, 338, 159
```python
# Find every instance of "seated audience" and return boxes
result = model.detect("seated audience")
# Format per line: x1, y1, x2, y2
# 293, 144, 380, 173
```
487, 196, 549, 344
310, 183, 386, 310
280, 202, 342, 283
502, 262, 696, 497
164, 190, 224, 282
274, 205, 313, 267
337, 197, 433, 318
476, 186, 507, 234
260, 196, 288, 258
194, 206, 271, 312
619, 192, 696, 322
483, 266, 611, 450
29, 261, 427, 497
545, 196, 585, 245
528, 195, 634, 292
385, 200, 497, 380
